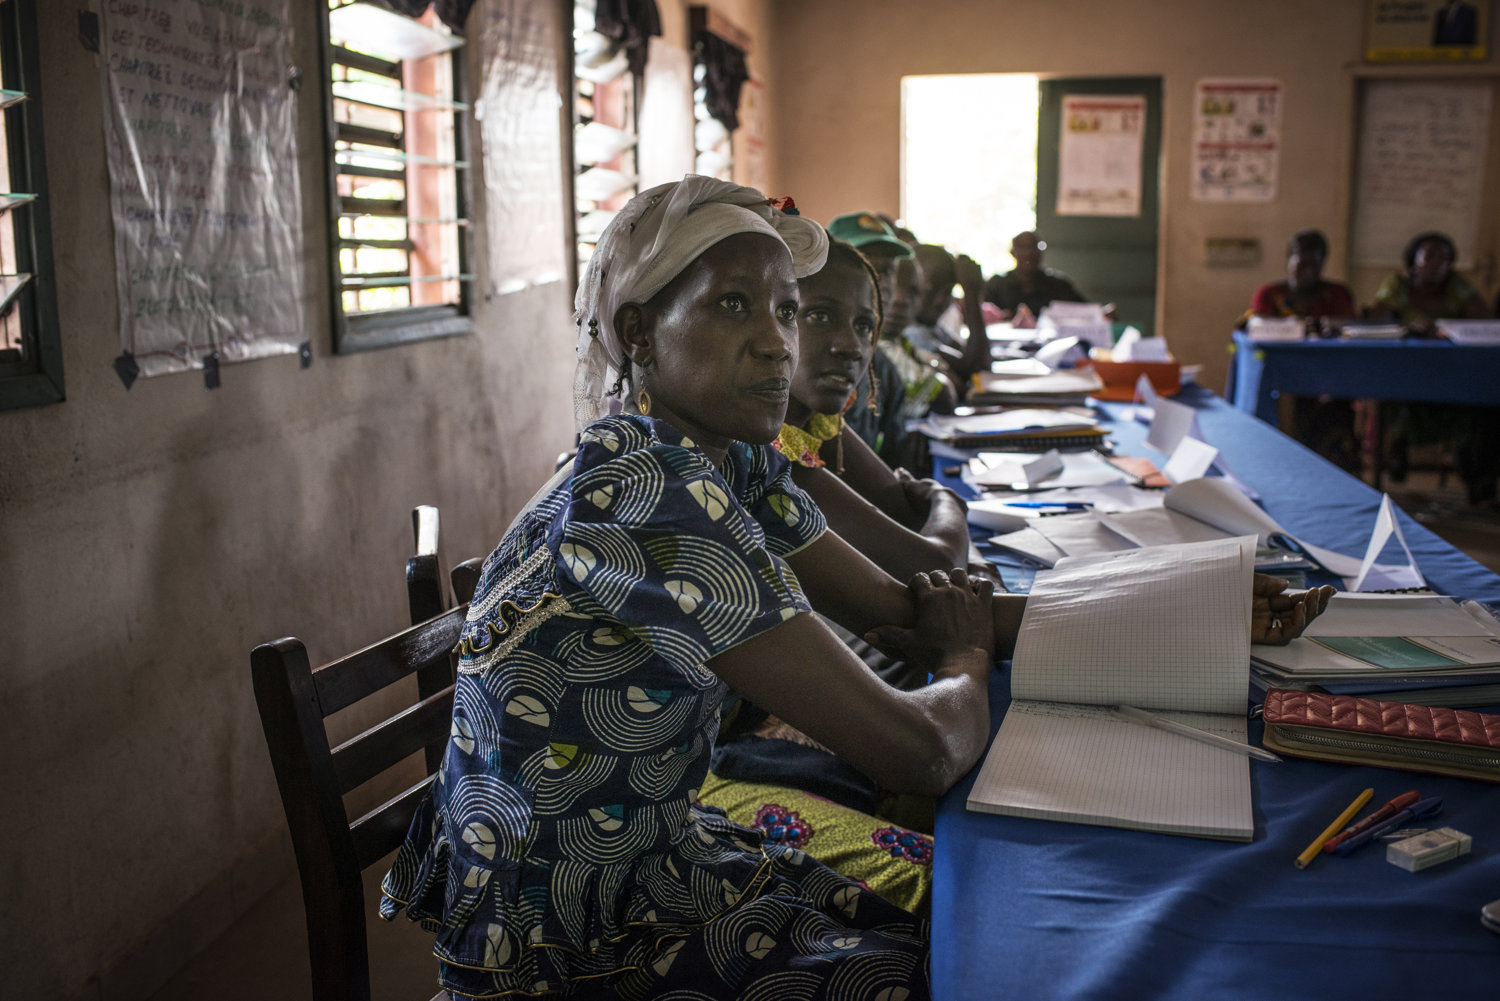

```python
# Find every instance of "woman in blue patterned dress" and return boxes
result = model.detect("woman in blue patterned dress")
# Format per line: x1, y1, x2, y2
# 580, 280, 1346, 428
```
379, 177, 1013, 1000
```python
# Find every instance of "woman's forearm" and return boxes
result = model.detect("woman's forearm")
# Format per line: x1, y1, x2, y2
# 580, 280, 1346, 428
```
921, 488, 974, 561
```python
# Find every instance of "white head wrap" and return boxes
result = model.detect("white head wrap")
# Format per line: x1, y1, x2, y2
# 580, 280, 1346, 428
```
572, 175, 829, 432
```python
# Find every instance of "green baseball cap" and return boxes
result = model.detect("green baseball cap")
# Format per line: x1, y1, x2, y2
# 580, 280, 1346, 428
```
825, 212, 914, 259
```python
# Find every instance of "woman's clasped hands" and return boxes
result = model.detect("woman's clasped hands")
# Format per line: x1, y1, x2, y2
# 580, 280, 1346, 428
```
866, 568, 996, 676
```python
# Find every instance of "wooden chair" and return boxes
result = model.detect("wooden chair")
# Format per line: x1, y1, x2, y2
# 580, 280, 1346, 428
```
405, 505, 448, 627
251, 595, 463, 1000
409, 503, 482, 610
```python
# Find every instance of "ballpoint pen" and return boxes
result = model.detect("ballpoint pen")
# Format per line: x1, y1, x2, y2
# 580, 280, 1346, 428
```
1332, 797, 1443, 857
1113, 705, 1282, 763
1004, 501, 1092, 510
1322, 789, 1420, 853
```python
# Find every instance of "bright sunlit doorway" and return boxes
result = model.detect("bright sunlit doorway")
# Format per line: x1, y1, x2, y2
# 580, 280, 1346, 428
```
901, 74, 1039, 278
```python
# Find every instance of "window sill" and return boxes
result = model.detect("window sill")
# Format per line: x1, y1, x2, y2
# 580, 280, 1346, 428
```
335, 304, 472, 353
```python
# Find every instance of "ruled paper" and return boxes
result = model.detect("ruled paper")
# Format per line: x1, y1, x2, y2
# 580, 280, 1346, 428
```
968, 537, 1257, 840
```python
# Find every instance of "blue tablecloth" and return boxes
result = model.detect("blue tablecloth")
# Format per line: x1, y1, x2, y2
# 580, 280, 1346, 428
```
1228, 330, 1500, 424
932, 387, 1500, 1001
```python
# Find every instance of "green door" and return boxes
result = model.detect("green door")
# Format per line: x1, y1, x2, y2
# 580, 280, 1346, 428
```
1036, 77, 1162, 335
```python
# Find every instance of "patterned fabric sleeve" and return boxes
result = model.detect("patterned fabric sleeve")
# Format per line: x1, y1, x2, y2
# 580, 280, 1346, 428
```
559, 421, 817, 674
728, 440, 828, 559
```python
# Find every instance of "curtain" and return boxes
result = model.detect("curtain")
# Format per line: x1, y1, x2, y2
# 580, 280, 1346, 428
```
593, 0, 663, 78
694, 29, 748, 132
369, 0, 477, 34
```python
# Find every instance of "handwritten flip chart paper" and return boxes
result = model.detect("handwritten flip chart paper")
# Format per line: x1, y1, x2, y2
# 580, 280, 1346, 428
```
1351, 80, 1491, 267
1190, 78, 1282, 203
1056, 95, 1145, 217
100, 0, 302, 377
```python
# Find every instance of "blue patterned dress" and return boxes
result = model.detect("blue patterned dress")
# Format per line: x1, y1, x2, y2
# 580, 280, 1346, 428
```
380, 415, 930, 999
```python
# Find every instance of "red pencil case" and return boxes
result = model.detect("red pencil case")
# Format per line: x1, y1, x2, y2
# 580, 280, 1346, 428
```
1259, 688, 1500, 783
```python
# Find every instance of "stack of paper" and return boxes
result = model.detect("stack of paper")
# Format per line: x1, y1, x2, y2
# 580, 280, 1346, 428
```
1338, 322, 1405, 340
984, 477, 1318, 572
1437, 320, 1500, 345
962, 449, 1131, 492
1250, 593, 1500, 707
915, 408, 1105, 451
967, 367, 1104, 407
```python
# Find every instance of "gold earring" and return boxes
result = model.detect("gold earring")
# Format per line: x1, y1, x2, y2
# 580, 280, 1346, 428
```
636, 388, 651, 416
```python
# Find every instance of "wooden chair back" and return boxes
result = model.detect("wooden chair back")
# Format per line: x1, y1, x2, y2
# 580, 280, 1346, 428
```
251, 600, 462, 1001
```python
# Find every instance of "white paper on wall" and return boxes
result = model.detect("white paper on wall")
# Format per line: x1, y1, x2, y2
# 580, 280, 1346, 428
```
477, 0, 568, 296
1190, 78, 1282, 203
100, 0, 303, 378
1057, 95, 1145, 217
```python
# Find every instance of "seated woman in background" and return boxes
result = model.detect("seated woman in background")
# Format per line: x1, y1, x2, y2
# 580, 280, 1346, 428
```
1370, 230, 1489, 334
705, 238, 994, 915
909, 243, 995, 392
1368, 231, 1496, 503
1246, 228, 1355, 331
827, 212, 960, 470
778, 237, 990, 584
1244, 228, 1360, 473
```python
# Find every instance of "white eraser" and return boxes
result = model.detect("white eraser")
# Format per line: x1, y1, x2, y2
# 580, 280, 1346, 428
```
1386, 827, 1472, 872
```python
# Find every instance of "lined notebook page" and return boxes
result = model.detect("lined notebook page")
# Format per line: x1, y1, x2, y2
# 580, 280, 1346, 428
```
1010, 537, 1254, 714
968, 537, 1257, 840
967, 701, 1254, 841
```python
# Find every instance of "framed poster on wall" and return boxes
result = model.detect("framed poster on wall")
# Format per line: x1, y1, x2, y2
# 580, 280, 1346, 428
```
1366, 0, 1489, 62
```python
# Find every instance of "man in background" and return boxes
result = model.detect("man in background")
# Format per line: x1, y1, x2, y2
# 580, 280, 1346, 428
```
982, 230, 1090, 323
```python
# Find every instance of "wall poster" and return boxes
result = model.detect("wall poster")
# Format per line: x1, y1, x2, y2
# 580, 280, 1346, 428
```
1366, 0, 1490, 62
1191, 78, 1283, 203
1056, 94, 1145, 217
100, 0, 303, 379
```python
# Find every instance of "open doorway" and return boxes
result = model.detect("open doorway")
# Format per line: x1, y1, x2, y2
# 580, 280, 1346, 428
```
901, 73, 1162, 334
901, 73, 1038, 278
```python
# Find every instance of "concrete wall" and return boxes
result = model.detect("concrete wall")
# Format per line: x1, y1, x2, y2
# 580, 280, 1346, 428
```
0, 2, 578, 997
766, 0, 1500, 391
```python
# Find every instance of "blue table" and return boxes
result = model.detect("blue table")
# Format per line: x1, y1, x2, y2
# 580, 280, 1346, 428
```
932, 387, 1500, 1001
1227, 330, 1500, 425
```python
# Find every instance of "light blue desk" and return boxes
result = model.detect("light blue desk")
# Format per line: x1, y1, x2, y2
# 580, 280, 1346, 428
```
932, 387, 1500, 1001
1227, 330, 1500, 425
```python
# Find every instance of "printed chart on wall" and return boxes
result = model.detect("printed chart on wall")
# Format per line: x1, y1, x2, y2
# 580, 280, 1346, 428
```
1351, 79, 1491, 267
1056, 95, 1144, 217
99, 0, 303, 379
1191, 78, 1282, 202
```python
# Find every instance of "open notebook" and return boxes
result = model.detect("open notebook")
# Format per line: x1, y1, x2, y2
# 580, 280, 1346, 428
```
968, 536, 1258, 840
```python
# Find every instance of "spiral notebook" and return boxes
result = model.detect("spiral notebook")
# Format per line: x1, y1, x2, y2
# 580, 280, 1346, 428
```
967, 536, 1257, 841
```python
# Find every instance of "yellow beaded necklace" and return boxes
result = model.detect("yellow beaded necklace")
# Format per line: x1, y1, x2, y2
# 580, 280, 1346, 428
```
773, 411, 845, 472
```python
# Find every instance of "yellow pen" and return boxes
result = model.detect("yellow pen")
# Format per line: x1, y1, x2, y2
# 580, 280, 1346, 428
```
1295, 787, 1373, 869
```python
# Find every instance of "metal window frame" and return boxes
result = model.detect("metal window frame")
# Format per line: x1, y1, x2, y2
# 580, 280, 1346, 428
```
318, 5, 473, 354
0, 0, 62, 409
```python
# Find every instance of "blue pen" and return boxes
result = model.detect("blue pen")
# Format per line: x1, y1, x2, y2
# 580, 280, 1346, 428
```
1332, 797, 1443, 856
1004, 501, 1092, 510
